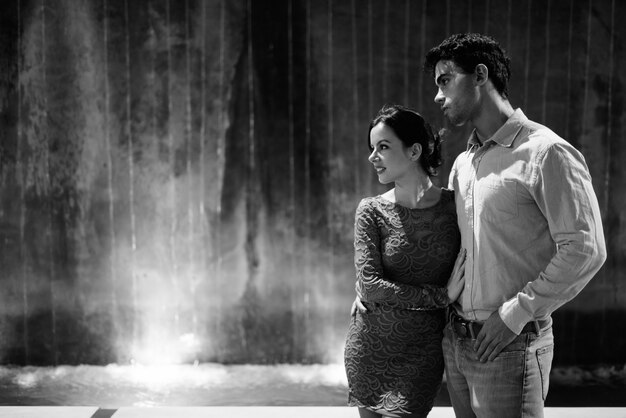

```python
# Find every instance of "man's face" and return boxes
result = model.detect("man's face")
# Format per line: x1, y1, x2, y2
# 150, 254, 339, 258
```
433, 60, 478, 127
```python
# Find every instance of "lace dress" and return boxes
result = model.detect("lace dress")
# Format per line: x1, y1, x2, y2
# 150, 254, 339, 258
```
344, 189, 461, 417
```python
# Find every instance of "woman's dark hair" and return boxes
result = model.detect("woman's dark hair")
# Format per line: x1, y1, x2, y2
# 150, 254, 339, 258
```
367, 104, 442, 177
424, 33, 511, 98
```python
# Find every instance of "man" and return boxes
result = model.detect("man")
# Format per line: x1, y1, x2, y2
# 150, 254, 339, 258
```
424, 33, 606, 417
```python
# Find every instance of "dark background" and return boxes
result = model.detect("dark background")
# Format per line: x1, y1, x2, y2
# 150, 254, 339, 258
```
0, 0, 623, 368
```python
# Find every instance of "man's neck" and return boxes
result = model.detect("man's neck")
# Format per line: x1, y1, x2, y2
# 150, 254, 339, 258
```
473, 94, 515, 143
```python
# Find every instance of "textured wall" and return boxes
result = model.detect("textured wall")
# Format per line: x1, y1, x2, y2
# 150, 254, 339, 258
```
0, 0, 623, 366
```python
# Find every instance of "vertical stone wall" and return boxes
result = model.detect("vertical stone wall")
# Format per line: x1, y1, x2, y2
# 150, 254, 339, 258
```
0, 0, 623, 365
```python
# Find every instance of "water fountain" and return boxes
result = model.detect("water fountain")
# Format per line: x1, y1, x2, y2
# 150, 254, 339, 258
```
3, 0, 359, 368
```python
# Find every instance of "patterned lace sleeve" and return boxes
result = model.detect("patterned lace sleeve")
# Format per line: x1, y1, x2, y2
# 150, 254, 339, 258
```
353, 199, 450, 310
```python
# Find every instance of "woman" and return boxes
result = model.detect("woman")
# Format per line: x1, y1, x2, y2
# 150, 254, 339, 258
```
344, 105, 464, 417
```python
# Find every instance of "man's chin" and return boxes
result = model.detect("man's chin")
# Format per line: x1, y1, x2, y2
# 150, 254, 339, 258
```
448, 117, 468, 127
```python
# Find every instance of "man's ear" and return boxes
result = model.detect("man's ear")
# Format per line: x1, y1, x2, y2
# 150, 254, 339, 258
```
475, 64, 488, 86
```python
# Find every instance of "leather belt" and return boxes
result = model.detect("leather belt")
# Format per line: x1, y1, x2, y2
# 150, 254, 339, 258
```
449, 310, 550, 339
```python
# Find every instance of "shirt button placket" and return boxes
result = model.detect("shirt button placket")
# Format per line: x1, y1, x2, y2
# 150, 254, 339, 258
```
466, 146, 486, 319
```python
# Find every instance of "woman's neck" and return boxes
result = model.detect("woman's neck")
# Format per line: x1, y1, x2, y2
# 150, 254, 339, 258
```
392, 176, 440, 209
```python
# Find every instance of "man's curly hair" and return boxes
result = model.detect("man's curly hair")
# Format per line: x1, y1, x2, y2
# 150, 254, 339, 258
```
424, 33, 511, 98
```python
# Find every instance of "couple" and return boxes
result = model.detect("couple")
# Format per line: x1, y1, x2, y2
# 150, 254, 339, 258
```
343, 33, 607, 418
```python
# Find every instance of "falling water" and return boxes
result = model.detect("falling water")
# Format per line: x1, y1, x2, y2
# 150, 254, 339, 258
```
287, 0, 300, 357
183, 0, 197, 338
506, 0, 512, 54
41, 0, 59, 366
541, 0, 552, 123
303, 0, 313, 358
419, 0, 426, 112
351, 0, 361, 195
16, 0, 29, 364
382, 0, 389, 100
215, 0, 226, 358
367, 1, 373, 119
2, 0, 623, 369
483, 0, 490, 34
603, 0, 615, 218
523, 0, 532, 110
367, 1, 374, 196
445, 0, 451, 36
123, 0, 138, 351
565, 0, 574, 141
166, 0, 180, 345
600, 0, 616, 345
102, 0, 118, 351
581, 0, 592, 152
199, 0, 208, 343
242, 0, 257, 356
326, 0, 336, 353
403, 0, 410, 106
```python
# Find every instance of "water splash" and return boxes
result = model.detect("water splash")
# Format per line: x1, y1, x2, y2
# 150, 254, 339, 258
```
0, 363, 349, 407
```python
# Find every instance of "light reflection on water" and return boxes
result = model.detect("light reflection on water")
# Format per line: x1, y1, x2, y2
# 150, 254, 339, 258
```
0, 364, 349, 407
1, 364, 625, 408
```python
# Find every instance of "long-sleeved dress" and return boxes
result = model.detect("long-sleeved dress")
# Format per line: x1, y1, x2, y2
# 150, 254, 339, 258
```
344, 189, 461, 417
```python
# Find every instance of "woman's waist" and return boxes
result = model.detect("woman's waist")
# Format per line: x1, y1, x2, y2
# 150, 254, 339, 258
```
362, 301, 446, 315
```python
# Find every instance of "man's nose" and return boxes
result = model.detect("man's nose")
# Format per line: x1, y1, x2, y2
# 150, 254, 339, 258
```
434, 89, 445, 104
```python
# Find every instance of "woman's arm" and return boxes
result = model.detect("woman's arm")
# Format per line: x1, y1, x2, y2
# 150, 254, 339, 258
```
353, 199, 451, 310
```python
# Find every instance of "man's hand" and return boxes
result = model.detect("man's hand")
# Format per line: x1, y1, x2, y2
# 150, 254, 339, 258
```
350, 296, 367, 316
474, 310, 517, 362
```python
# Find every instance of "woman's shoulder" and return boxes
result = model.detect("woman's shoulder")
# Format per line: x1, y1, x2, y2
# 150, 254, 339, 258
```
358, 195, 383, 210
356, 195, 391, 216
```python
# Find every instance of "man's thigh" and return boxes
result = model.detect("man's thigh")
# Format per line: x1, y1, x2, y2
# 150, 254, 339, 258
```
444, 326, 554, 418
443, 327, 475, 418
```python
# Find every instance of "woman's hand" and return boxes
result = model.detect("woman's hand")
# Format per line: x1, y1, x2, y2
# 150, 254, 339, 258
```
447, 248, 466, 303
350, 296, 368, 316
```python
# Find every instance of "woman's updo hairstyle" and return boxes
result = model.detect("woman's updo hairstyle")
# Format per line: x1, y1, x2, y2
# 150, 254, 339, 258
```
367, 104, 443, 177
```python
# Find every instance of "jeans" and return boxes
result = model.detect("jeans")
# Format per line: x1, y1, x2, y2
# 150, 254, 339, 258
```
442, 319, 554, 418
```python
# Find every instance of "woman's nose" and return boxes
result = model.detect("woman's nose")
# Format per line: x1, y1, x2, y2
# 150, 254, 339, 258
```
368, 150, 378, 162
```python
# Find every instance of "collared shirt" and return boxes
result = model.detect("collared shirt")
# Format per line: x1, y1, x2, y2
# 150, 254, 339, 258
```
448, 109, 607, 334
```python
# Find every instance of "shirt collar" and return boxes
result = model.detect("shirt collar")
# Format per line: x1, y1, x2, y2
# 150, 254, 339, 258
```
466, 108, 527, 150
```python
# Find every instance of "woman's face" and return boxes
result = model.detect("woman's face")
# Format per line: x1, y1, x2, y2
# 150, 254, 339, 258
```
368, 123, 416, 184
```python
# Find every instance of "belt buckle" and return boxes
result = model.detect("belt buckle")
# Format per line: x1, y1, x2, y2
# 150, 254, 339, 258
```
452, 315, 470, 338
458, 322, 468, 337
453, 316, 479, 339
